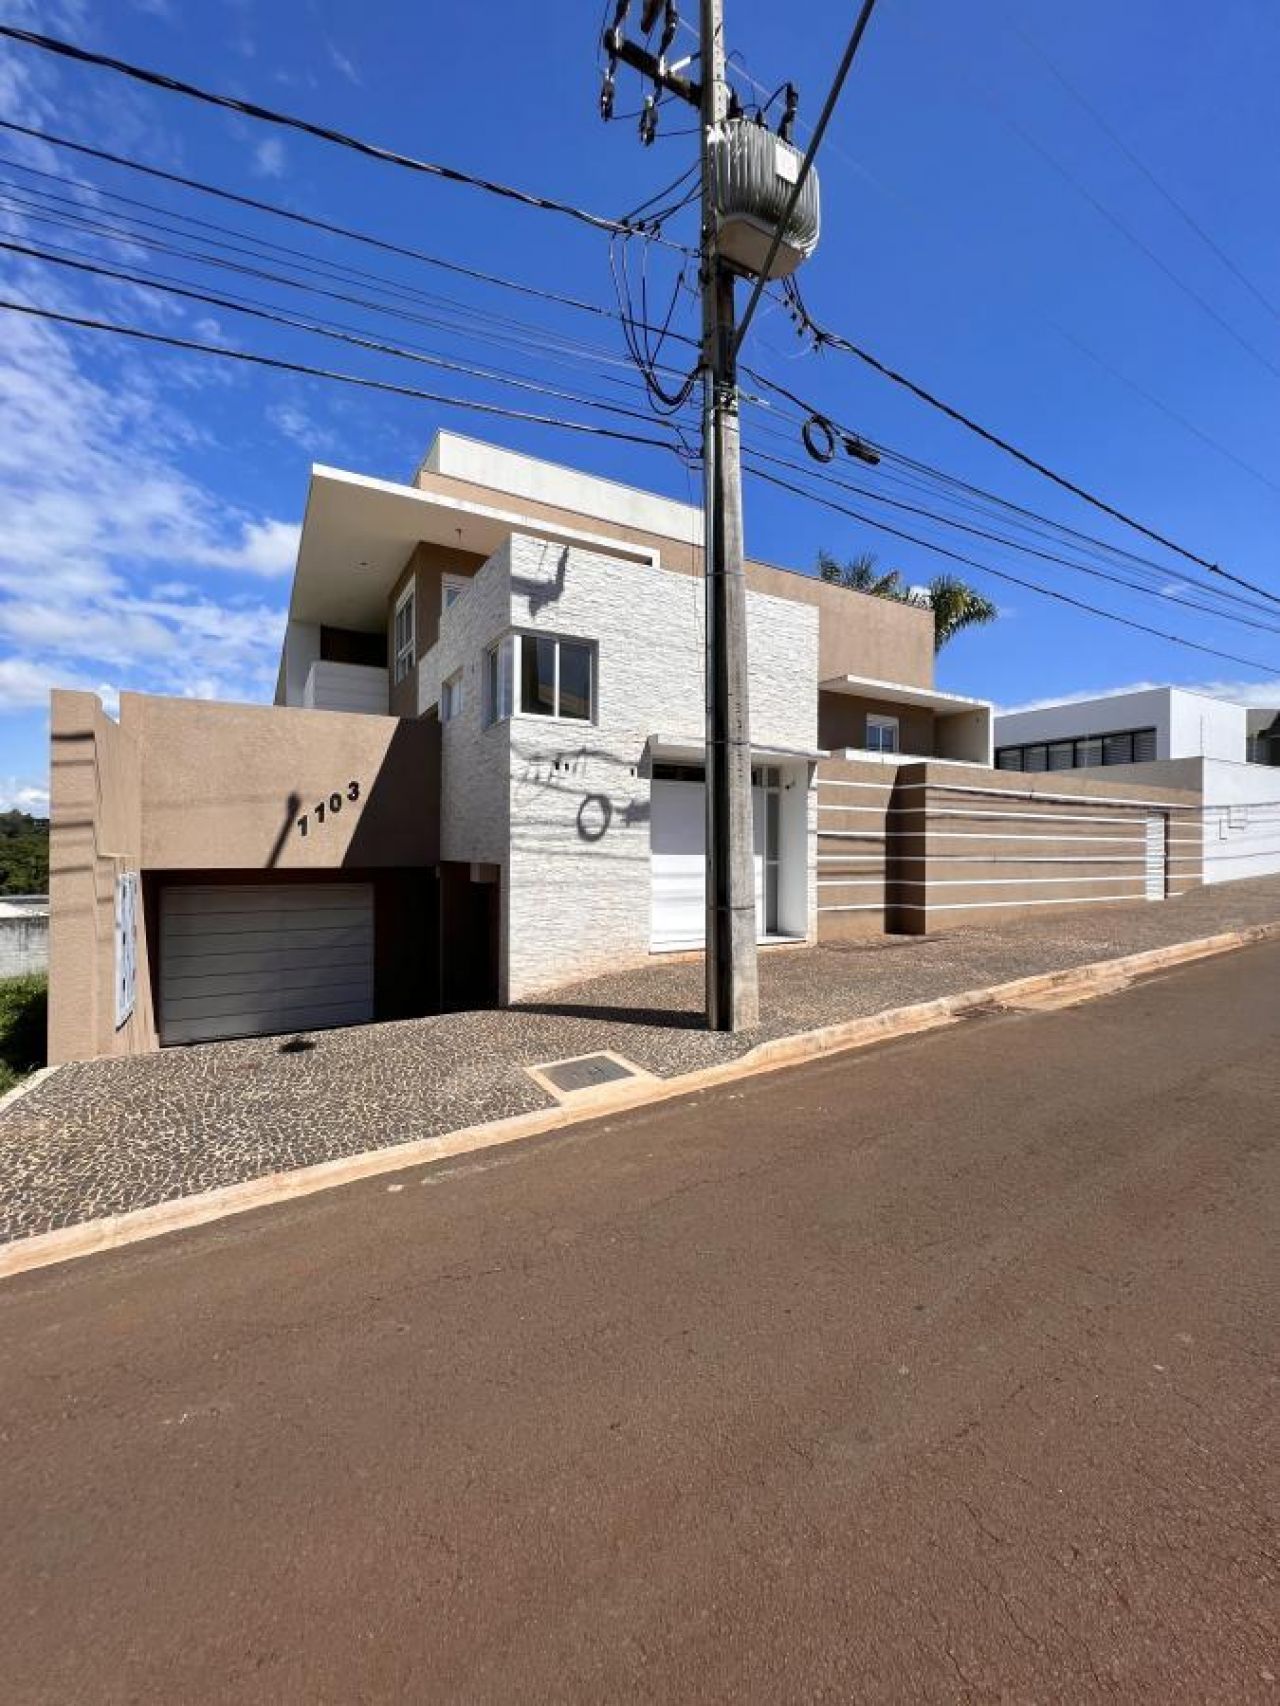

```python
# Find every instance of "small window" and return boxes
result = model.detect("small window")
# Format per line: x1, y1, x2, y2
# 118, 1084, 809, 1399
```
441, 669, 463, 724
1132, 727, 1157, 763
442, 574, 468, 615
1048, 740, 1075, 771
995, 748, 1023, 771
517, 635, 594, 722
1077, 736, 1103, 767
866, 713, 899, 754
484, 637, 514, 726
1024, 744, 1048, 772
393, 584, 415, 685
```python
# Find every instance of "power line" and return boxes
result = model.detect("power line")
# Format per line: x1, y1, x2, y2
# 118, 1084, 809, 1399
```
0, 122, 654, 327
0, 298, 686, 453
1004, 12, 1280, 332
0, 24, 691, 250
0, 238, 701, 434
744, 461, 1279, 677
778, 289, 1280, 609
745, 444, 1280, 639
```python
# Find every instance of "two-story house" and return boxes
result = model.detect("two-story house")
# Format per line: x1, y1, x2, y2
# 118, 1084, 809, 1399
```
50, 430, 1200, 1063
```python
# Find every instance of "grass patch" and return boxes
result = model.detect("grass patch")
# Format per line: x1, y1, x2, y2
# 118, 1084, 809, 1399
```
0, 974, 47, 1096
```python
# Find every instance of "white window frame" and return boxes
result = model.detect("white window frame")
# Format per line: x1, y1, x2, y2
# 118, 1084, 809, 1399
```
866, 713, 899, 755
484, 633, 595, 727
393, 583, 416, 685
441, 668, 464, 724
441, 574, 468, 617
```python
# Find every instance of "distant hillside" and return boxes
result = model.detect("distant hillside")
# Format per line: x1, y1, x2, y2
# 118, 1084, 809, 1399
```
0, 811, 49, 896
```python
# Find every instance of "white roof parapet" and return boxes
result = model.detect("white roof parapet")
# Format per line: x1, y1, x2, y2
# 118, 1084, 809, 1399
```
647, 736, 827, 765
820, 674, 993, 714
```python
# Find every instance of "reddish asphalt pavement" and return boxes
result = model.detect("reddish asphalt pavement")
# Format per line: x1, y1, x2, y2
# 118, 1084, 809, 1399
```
1, 941, 1277, 1702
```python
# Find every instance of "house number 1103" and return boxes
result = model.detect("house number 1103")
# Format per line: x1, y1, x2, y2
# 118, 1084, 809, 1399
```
297, 780, 360, 836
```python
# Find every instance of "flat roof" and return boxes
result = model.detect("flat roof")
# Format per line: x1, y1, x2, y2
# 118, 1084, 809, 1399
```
821, 674, 993, 715
288, 465, 658, 631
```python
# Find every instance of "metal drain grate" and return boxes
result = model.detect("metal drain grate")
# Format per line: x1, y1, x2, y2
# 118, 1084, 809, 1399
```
535, 1054, 639, 1094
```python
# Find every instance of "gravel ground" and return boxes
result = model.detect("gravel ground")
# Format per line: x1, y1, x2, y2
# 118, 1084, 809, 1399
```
3, 875, 1279, 1244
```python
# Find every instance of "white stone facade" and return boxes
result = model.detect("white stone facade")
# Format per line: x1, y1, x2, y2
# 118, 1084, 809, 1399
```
424, 531, 820, 1000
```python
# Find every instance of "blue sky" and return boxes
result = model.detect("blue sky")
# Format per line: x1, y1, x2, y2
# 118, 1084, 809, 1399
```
1, 0, 1278, 813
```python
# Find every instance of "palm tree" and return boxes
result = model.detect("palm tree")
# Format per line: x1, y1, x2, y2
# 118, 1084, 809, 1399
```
818, 551, 998, 653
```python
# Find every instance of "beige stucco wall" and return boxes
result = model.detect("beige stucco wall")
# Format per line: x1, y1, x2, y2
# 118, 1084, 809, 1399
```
130, 693, 439, 871
386, 540, 487, 718
48, 691, 441, 1063
48, 691, 154, 1063
416, 465, 934, 690
819, 692, 935, 756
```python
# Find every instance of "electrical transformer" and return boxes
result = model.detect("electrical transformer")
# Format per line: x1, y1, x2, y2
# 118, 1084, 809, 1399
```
710, 117, 820, 280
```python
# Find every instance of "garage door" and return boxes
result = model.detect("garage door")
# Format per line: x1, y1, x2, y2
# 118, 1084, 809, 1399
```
650, 779, 765, 951
159, 883, 374, 1045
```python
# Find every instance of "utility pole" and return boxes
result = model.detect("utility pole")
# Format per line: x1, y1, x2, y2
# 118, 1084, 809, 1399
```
697, 0, 759, 1031
602, 0, 761, 1031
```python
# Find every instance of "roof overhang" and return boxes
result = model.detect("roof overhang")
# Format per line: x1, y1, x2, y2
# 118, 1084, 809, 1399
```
288, 464, 660, 632
820, 673, 993, 715
647, 736, 827, 766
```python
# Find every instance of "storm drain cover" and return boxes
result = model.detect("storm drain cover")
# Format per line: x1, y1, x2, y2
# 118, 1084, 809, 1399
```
536, 1054, 639, 1094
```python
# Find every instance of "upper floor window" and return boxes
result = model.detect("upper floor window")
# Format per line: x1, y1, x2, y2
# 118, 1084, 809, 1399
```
866, 713, 899, 755
485, 633, 594, 726
995, 726, 1157, 772
393, 584, 415, 685
441, 669, 464, 724
442, 574, 469, 616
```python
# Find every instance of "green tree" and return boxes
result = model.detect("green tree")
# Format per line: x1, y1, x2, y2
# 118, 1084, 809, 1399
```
818, 552, 998, 653
0, 811, 49, 896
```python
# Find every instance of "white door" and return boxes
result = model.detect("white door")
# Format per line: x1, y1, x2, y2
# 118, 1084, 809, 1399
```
159, 883, 375, 1044
650, 779, 765, 951
1144, 816, 1166, 900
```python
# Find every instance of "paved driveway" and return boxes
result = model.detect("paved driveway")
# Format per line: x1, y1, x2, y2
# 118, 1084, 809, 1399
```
3, 874, 1280, 1243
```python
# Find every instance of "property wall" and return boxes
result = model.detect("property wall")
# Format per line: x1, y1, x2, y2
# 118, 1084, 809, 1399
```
815, 757, 898, 940
0, 911, 48, 977
887, 762, 1202, 933
48, 691, 152, 1063
443, 533, 819, 1000
1073, 755, 1280, 885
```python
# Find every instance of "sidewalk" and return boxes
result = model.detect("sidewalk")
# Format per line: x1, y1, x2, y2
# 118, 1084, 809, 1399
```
4, 875, 1280, 1247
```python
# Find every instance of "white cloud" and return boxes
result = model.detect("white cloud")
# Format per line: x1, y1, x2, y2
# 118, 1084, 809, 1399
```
0, 655, 116, 713
252, 136, 287, 179
267, 401, 337, 454
0, 778, 50, 816
325, 40, 362, 85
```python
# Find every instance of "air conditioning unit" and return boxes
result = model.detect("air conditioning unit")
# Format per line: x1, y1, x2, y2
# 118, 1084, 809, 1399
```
710, 117, 820, 280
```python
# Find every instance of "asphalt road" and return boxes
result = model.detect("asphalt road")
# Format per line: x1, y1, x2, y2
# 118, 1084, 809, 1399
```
2, 943, 1277, 1703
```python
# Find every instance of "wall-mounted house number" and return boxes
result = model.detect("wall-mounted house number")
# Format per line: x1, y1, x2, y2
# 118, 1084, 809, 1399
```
297, 780, 360, 837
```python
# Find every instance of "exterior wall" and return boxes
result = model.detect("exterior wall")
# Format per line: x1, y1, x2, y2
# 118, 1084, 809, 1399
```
0, 907, 49, 977
48, 691, 153, 1063
887, 762, 1202, 934
995, 687, 1246, 764
386, 541, 487, 719
815, 757, 897, 940
428, 532, 820, 1000
415, 457, 933, 689
1073, 755, 1280, 886
819, 692, 934, 757
935, 707, 993, 766
279, 619, 320, 707
131, 694, 439, 871
48, 690, 440, 1062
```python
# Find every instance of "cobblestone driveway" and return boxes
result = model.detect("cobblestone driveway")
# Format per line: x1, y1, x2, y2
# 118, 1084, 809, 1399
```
4, 875, 1279, 1244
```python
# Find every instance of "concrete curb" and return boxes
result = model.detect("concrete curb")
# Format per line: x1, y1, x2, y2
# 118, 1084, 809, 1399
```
3, 921, 1277, 1282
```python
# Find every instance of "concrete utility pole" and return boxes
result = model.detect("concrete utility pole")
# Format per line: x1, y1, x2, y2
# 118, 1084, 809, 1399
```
698, 0, 759, 1031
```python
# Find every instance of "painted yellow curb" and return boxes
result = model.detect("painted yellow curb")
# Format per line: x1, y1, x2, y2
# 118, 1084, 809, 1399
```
3, 920, 1277, 1283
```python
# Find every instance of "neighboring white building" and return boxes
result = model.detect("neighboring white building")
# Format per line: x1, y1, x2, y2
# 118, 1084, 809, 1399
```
993, 686, 1246, 772
994, 686, 1280, 886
